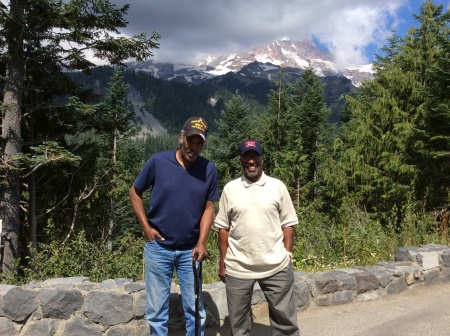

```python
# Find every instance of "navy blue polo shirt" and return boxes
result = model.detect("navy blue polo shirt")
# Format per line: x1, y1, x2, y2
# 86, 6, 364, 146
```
133, 150, 218, 249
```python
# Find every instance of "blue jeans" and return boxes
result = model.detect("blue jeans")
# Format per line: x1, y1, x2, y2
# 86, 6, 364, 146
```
144, 240, 205, 336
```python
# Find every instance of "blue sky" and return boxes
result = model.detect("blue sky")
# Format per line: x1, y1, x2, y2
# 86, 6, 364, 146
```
362, 0, 449, 62
108, 0, 449, 68
312, 1, 437, 62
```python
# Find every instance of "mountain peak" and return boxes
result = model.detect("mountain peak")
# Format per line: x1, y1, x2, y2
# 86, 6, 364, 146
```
128, 39, 373, 87
197, 38, 372, 86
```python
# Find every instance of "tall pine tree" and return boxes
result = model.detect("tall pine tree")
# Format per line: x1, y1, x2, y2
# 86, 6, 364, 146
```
208, 91, 254, 189
335, 0, 450, 224
0, 0, 160, 274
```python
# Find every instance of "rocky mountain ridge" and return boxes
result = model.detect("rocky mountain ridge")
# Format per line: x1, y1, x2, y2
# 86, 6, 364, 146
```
127, 38, 374, 87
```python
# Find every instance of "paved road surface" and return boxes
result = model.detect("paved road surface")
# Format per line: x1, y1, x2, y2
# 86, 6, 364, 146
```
171, 282, 450, 336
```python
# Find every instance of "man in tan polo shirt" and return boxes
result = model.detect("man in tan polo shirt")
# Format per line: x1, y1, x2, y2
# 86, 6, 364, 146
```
214, 140, 299, 336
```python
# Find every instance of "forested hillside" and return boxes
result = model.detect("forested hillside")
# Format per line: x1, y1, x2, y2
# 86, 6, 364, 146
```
69, 60, 355, 135
0, 0, 448, 285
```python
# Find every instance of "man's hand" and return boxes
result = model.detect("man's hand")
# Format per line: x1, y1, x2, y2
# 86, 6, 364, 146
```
218, 261, 226, 283
192, 244, 208, 262
218, 228, 229, 283
145, 227, 165, 242
129, 185, 165, 243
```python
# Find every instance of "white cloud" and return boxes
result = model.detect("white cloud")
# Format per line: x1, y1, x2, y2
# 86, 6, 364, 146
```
109, 0, 416, 67
309, 5, 398, 68
6, 0, 444, 68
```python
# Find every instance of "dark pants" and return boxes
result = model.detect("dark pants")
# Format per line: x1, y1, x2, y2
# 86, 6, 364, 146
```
225, 263, 300, 336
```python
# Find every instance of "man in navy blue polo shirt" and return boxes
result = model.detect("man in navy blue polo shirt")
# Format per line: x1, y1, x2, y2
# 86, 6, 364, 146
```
130, 116, 219, 336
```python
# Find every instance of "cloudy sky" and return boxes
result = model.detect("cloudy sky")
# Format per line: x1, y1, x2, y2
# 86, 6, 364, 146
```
110, 0, 449, 68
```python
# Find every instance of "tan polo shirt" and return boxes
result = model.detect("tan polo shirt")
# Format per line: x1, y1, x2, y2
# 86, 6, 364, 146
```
214, 172, 298, 279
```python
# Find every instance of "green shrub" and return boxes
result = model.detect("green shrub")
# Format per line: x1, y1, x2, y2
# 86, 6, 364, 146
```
6, 201, 445, 286
22, 232, 143, 283
293, 196, 398, 272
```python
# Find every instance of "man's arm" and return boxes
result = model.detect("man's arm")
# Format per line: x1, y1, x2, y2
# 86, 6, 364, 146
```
192, 200, 215, 262
282, 226, 295, 254
218, 228, 229, 282
129, 185, 164, 242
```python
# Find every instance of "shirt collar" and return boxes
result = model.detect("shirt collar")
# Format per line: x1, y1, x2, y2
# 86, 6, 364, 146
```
241, 171, 267, 187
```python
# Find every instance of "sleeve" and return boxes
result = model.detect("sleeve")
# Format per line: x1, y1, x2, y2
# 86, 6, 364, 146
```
214, 185, 231, 230
133, 156, 155, 192
279, 182, 298, 228
208, 163, 219, 201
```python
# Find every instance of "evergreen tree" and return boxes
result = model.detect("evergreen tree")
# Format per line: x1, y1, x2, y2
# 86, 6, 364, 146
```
0, 0, 160, 274
263, 68, 331, 206
291, 67, 331, 202
95, 68, 137, 251
262, 68, 293, 173
208, 91, 254, 189
416, 16, 450, 208
335, 0, 450, 224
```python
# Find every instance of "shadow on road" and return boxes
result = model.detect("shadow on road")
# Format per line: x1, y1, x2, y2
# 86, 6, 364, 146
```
206, 322, 272, 336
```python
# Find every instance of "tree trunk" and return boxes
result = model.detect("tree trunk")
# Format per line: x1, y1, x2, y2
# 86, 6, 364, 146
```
1, 0, 25, 275
1, 64, 24, 273
29, 172, 37, 250
107, 132, 118, 252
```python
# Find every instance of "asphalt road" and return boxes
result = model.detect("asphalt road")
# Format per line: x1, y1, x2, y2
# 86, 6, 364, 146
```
172, 282, 450, 336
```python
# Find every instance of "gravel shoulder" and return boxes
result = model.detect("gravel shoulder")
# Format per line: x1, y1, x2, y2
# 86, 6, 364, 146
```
170, 282, 450, 336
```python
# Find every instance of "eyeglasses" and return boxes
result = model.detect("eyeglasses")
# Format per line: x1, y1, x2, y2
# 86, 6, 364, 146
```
241, 155, 262, 163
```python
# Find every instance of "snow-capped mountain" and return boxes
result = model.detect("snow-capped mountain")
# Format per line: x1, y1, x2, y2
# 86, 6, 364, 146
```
129, 61, 216, 84
201, 38, 334, 74
127, 38, 373, 87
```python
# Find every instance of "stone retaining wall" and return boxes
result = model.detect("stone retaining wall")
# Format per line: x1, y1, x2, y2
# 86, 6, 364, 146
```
1, 244, 449, 335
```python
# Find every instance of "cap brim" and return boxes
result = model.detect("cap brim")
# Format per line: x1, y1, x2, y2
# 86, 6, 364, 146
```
185, 130, 206, 141
241, 148, 262, 156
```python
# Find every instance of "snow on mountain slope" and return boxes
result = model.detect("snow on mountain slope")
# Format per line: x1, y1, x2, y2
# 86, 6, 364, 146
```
127, 38, 373, 87
199, 38, 372, 86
